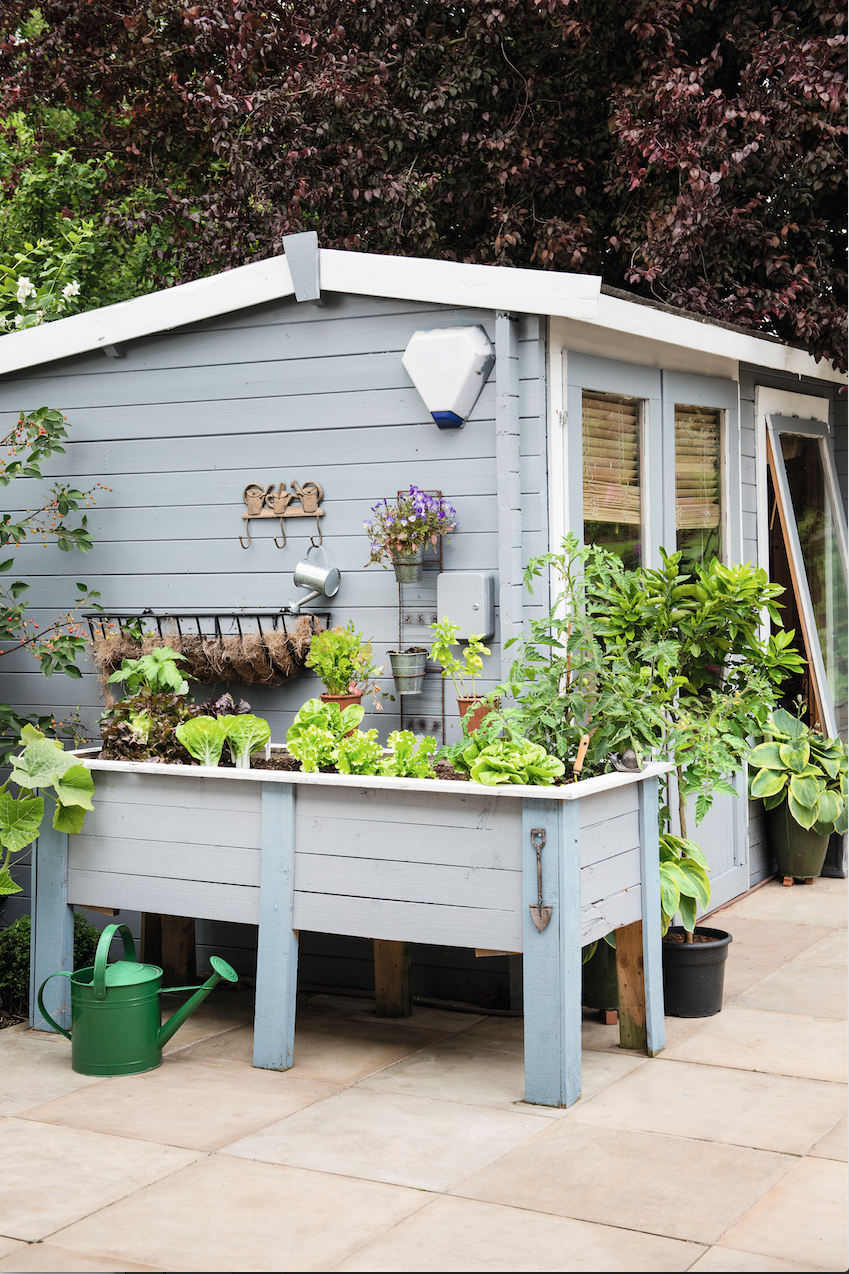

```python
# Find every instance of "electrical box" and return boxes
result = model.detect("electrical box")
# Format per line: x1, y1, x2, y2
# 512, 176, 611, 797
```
436, 572, 495, 641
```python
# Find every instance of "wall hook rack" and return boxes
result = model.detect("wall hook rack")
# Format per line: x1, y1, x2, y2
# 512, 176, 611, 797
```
240, 481, 325, 548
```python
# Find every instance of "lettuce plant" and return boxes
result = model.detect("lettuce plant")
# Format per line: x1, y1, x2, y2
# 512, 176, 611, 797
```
463, 736, 565, 786
175, 716, 229, 767
380, 731, 437, 779
287, 697, 364, 743
335, 729, 383, 775
220, 714, 271, 768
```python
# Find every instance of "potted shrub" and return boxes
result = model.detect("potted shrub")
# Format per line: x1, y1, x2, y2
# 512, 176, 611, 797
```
430, 618, 495, 731
304, 621, 384, 710
364, 486, 456, 582
748, 706, 848, 884
387, 647, 428, 696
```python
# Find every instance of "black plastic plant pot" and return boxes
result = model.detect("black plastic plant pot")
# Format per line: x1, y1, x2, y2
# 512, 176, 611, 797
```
662, 925, 732, 1018
582, 939, 618, 1011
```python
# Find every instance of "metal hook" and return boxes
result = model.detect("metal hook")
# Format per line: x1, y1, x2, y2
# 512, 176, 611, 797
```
311, 520, 323, 547
272, 520, 287, 550
238, 525, 251, 550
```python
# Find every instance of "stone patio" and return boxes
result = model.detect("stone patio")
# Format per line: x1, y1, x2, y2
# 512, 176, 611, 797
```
1, 877, 845, 1272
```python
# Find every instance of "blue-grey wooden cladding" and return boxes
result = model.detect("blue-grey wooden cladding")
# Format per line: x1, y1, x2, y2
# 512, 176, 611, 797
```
0, 292, 548, 747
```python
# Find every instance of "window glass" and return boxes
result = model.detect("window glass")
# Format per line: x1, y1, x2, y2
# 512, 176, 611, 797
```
582, 391, 642, 568
675, 403, 722, 567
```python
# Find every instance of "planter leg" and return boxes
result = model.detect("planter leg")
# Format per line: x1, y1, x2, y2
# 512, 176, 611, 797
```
374, 940, 412, 1017
804, 877, 814, 885
615, 920, 647, 1051
601, 1009, 618, 1026
783, 877, 794, 887
254, 783, 298, 1070
30, 822, 73, 1033
143, 914, 196, 984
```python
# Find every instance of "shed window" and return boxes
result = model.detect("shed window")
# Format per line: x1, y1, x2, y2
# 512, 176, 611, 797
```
582, 391, 643, 568
675, 403, 722, 567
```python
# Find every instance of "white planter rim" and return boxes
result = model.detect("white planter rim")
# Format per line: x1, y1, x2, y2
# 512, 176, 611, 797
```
71, 748, 672, 802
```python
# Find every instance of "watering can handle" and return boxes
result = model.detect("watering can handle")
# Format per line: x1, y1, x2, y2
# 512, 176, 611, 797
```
36, 971, 72, 1040
92, 923, 137, 1001
306, 543, 328, 566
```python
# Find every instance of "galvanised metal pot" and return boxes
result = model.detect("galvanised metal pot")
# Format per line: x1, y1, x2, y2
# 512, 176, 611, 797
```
388, 650, 427, 696
37, 922, 238, 1076
390, 545, 425, 583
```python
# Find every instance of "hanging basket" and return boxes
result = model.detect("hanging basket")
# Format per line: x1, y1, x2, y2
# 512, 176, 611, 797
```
88, 611, 326, 695
388, 649, 427, 696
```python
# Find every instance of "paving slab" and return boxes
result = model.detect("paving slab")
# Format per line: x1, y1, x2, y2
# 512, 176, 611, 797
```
0, 1029, 105, 1116
735, 963, 847, 1019
572, 1057, 847, 1155
452, 1120, 794, 1245
715, 882, 847, 930
705, 916, 837, 966
721, 957, 792, 1006
169, 1012, 453, 1084
19, 1058, 340, 1152
792, 928, 847, 969
52, 1156, 433, 1273
222, 1085, 550, 1192
660, 1004, 848, 1082
0, 1118, 199, 1242
717, 1156, 848, 1272
0, 1241, 24, 1262
301, 993, 487, 1034
354, 1032, 647, 1117
329, 1194, 705, 1272
687, 1246, 825, 1272
159, 987, 255, 1055
808, 1115, 847, 1162
0, 1243, 160, 1271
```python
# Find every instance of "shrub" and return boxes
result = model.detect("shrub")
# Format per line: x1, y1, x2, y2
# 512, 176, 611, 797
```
0, 910, 102, 1024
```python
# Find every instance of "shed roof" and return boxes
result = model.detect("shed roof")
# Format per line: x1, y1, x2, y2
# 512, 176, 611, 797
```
0, 242, 843, 384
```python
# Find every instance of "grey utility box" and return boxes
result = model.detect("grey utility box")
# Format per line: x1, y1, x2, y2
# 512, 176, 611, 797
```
436, 571, 496, 641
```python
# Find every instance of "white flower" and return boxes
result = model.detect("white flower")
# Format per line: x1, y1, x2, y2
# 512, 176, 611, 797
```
15, 276, 36, 303
14, 315, 23, 328
62, 280, 80, 299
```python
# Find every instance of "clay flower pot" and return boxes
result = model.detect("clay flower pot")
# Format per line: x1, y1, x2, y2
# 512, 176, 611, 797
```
458, 697, 498, 734
319, 691, 363, 735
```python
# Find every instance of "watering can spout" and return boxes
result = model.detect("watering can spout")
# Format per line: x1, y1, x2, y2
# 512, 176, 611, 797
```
157, 955, 240, 1048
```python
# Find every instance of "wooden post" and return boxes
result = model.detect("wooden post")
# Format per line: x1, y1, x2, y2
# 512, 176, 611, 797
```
616, 775, 666, 1055
615, 920, 647, 1051
29, 823, 74, 1032
141, 914, 196, 984
373, 940, 412, 1017
521, 797, 582, 1108
253, 782, 298, 1070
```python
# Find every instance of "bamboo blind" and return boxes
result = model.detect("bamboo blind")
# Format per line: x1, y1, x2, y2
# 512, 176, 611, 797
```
675, 404, 722, 531
582, 392, 641, 525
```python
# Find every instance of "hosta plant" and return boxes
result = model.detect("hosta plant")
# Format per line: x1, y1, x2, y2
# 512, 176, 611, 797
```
659, 834, 712, 936
748, 708, 848, 836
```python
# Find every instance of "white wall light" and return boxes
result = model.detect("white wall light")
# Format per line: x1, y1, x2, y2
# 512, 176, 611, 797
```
402, 326, 495, 429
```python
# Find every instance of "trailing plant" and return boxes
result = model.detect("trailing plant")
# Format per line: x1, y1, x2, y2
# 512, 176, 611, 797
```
175, 716, 229, 768
430, 619, 491, 700
0, 725, 96, 895
304, 622, 384, 706
220, 714, 271, 769
748, 706, 848, 835
0, 911, 102, 1024
364, 487, 456, 567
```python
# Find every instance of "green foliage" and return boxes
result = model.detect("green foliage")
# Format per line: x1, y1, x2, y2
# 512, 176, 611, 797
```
220, 714, 271, 768
429, 619, 491, 699
174, 716, 229, 768
379, 731, 437, 779
99, 690, 202, 765
659, 835, 712, 935
335, 729, 384, 776
462, 736, 566, 787
0, 725, 95, 893
286, 697, 364, 772
107, 646, 191, 697
0, 911, 102, 1023
305, 622, 384, 701
748, 706, 848, 835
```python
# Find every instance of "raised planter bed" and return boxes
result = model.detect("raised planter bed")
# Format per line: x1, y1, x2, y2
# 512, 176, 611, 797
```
31, 755, 670, 1107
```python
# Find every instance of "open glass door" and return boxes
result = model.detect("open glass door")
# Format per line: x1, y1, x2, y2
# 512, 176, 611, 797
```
766, 416, 848, 741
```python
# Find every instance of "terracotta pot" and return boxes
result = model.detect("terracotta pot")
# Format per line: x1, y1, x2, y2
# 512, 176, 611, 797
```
457, 696, 499, 734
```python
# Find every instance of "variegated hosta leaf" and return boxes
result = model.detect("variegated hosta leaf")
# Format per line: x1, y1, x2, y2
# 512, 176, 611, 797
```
779, 741, 810, 773
788, 792, 818, 830
751, 768, 786, 799
815, 789, 842, 829
748, 741, 784, 770
788, 774, 823, 809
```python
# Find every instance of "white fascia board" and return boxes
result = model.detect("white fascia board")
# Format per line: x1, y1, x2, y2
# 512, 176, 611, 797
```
319, 248, 602, 321
591, 293, 845, 385
0, 255, 295, 377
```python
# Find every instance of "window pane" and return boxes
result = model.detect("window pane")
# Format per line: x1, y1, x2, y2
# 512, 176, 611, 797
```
779, 432, 848, 737
583, 391, 642, 568
675, 403, 722, 567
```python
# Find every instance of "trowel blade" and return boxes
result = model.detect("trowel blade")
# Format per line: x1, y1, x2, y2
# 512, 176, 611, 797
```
529, 904, 552, 932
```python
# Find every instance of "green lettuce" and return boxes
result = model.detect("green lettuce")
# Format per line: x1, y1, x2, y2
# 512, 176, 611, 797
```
175, 716, 229, 767
220, 713, 271, 768
467, 736, 566, 787
380, 731, 437, 779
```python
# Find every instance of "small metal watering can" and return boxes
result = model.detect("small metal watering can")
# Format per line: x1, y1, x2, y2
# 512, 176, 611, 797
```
290, 543, 340, 610
36, 923, 239, 1076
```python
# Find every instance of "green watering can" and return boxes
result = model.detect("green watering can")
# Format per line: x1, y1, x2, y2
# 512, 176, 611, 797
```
37, 923, 239, 1076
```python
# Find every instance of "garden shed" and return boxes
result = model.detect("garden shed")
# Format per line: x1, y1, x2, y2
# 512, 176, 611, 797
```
0, 233, 846, 996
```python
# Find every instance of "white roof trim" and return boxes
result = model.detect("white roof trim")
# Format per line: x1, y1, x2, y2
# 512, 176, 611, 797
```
0, 245, 842, 384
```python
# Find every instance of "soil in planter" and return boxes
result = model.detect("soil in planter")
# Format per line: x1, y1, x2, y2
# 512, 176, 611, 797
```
251, 755, 303, 772
664, 932, 720, 945
433, 761, 470, 782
